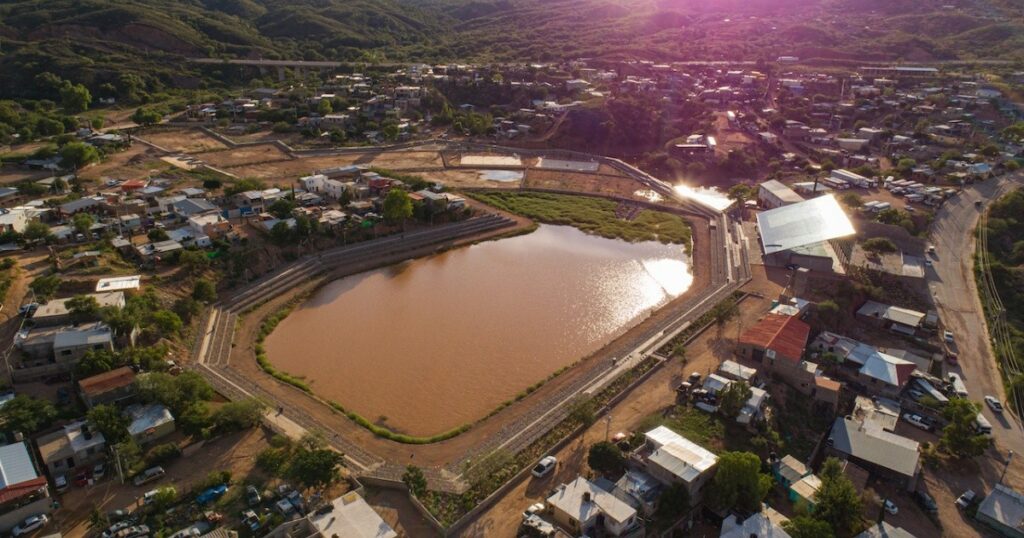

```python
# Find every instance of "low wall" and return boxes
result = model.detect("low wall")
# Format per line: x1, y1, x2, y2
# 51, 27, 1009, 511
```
358, 475, 448, 537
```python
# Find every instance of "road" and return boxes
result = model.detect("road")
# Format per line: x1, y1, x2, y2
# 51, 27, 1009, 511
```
928, 172, 1024, 455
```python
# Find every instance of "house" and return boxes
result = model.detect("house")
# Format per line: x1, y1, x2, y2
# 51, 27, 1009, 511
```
0, 442, 53, 534
15, 322, 114, 364
639, 426, 718, 501
58, 196, 103, 219
96, 275, 141, 292
265, 491, 397, 538
758, 180, 803, 209
789, 474, 821, 511
719, 506, 791, 538
170, 198, 217, 219
0, 208, 30, 234
78, 366, 136, 408
547, 477, 642, 537
856, 301, 926, 335
772, 455, 809, 488
737, 314, 811, 373
855, 522, 917, 538
135, 240, 184, 259
738, 386, 769, 426
827, 417, 921, 491
31, 292, 125, 326
187, 212, 231, 240
125, 404, 175, 445
718, 360, 757, 384
976, 484, 1024, 538
36, 421, 106, 475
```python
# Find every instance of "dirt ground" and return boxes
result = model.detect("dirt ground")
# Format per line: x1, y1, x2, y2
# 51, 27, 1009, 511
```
142, 129, 227, 153
0, 166, 52, 185
79, 145, 163, 182
363, 488, 439, 537
523, 169, 668, 203
223, 150, 445, 181
455, 265, 785, 537
199, 145, 293, 169
712, 112, 757, 156
56, 428, 275, 538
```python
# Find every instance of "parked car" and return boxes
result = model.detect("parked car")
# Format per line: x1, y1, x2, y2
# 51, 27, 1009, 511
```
113, 525, 149, 538
883, 500, 898, 515
943, 330, 955, 344
196, 484, 228, 505
74, 469, 93, 487
102, 521, 134, 538
902, 413, 934, 432
54, 473, 69, 493
985, 395, 1004, 413
914, 490, 938, 514
12, 514, 48, 537
286, 490, 305, 514
531, 456, 557, 478
94, 462, 107, 480
142, 490, 160, 506
956, 489, 976, 509
168, 527, 201, 538
106, 509, 131, 523
522, 502, 546, 522
18, 303, 38, 316
275, 499, 296, 516
241, 510, 261, 532
245, 485, 262, 507
133, 466, 165, 486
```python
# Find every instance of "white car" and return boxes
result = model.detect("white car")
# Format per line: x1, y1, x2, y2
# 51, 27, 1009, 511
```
985, 395, 1004, 413
943, 330, 955, 344
12, 515, 48, 537
522, 502, 545, 522
956, 489, 976, 509
531, 456, 557, 478
883, 500, 898, 515
902, 413, 934, 432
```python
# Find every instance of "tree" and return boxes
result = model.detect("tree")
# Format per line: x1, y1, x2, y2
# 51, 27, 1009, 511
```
727, 183, 755, 205
941, 399, 989, 458
147, 228, 169, 242
588, 441, 626, 475
60, 142, 100, 175
150, 486, 177, 511
131, 107, 162, 126
76, 349, 120, 377
814, 457, 864, 537
87, 404, 130, 444
840, 193, 862, 208
816, 300, 841, 329
0, 395, 57, 434
179, 401, 212, 438
862, 238, 897, 255
269, 221, 293, 246
654, 482, 690, 522
317, 99, 333, 115
268, 198, 295, 219
193, 279, 217, 303
288, 435, 344, 489
718, 381, 753, 418
149, 310, 183, 337
60, 83, 91, 113
783, 516, 835, 538
211, 399, 264, 432
382, 189, 413, 225
23, 221, 52, 243
179, 249, 210, 275
382, 123, 400, 141
138, 372, 214, 416
402, 465, 428, 497
72, 213, 95, 236
568, 396, 597, 426
29, 274, 61, 300
708, 451, 771, 513
67, 294, 101, 324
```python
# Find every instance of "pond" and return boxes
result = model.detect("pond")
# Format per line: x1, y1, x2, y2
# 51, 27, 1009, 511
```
263, 224, 693, 435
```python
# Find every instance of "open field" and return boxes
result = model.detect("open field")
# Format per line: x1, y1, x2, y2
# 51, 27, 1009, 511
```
524, 169, 666, 202
142, 129, 227, 153
224, 150, 445, 180
469, 191, 692, 246
199, 145, 293, 169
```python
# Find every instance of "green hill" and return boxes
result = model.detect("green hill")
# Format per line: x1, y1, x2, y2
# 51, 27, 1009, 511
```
0, 0, 1021, 99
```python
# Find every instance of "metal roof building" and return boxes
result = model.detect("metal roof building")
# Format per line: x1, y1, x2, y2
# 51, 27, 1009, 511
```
756, 194, 855, 255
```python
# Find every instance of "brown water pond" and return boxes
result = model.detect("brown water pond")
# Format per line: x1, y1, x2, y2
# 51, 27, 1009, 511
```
264, 224, 692, 436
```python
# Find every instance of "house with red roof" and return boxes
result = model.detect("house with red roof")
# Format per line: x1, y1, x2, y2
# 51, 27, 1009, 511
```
0, 441, 52, 533
78, 366, 137, 409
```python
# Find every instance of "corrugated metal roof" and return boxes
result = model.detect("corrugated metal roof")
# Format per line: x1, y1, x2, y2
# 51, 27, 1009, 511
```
739, 314, 811, 362
756, 194, 855, 254
0, 442, 39, 488
977, 484, 1024, 534
829, 418, 920, 477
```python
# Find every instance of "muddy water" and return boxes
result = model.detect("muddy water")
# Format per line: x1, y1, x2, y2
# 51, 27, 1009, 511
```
264, 225, 693, 436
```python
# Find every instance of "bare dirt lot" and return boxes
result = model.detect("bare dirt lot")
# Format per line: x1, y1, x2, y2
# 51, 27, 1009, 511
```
79, 145, 162, 182
225, 150, 446, 181
142, 129, 227, 153
524, 169, 666, 203
199, 145, 293, 169
0, 165, 51, 185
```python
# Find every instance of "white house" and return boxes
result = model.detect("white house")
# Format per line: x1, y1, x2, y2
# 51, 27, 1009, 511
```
641, 426, 719, 501
547, 476, 641, 537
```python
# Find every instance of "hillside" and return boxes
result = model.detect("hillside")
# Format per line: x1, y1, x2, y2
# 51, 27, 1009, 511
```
0, 0, 1022, 98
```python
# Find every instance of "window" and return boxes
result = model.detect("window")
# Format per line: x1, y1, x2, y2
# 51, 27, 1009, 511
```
60, 349, 72, 356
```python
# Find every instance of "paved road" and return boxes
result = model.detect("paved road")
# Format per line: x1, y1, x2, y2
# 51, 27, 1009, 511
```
928, 173, 1024, 455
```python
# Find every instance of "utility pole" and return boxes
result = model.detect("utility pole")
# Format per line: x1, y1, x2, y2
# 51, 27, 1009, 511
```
1000, 450, 1014, 485
604, 415, 612, 442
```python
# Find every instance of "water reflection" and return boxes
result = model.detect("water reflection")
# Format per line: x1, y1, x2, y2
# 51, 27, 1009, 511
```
673, 184, 733, 211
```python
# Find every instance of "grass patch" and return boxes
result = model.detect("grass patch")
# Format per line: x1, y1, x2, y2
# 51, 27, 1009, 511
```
469, 191, 691, 250
638, 405, 725, 448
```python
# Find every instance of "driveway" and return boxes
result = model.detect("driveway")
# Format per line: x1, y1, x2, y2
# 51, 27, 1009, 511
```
926, 172, 1024, 456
